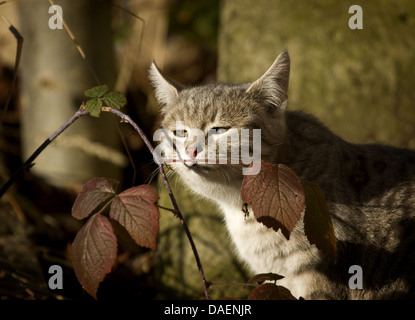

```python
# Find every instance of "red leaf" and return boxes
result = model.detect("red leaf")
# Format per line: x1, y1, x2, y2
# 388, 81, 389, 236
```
241, 162, 305, 239
71, 214, 117, 299
110, 185, 159, 250
248, 283, 297, 300
72, 177, 117, 219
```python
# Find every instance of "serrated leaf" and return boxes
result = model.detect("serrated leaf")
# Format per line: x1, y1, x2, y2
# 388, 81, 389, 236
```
241, 161, 305, 239
102, 91, 127, 109
110, 185, 159, 250
85, 98, 103, 117
71, 214, 117, 299
248, 283, 297, 300
247, 273, 284, 285
302, 180, 337, 257
72, 177, 118, 220
84, 84, 108, 98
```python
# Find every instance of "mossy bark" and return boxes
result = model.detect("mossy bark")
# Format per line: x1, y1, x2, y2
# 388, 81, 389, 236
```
219, 0, 415, 147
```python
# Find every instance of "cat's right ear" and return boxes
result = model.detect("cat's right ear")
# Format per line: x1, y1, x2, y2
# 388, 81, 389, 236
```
246, 49, 290, 110
149, 62, 183, 112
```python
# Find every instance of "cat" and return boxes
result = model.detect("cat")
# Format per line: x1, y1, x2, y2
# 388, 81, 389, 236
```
149, 50, 415, 299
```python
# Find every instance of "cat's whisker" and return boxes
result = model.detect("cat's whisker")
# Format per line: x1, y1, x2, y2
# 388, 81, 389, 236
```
145, 166, 160, 185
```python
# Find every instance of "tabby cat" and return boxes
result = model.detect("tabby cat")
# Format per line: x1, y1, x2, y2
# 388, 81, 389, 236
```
149, 50, 415, 299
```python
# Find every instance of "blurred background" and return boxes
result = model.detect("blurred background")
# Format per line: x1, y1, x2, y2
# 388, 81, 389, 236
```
0, 0, 414, 299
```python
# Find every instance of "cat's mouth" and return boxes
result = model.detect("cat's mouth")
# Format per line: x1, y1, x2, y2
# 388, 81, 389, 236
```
183, 161, 212, 174
182, 160, 244, 178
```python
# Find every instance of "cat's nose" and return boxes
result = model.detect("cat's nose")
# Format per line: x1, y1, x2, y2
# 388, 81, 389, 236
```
185, 147, 198, 159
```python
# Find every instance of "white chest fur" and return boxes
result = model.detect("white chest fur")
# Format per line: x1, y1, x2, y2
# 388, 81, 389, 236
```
219, 201, 317, 299
175, 165, 317, 299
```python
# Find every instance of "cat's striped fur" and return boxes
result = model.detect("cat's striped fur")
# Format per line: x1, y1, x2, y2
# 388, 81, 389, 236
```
150, 50, 415, 299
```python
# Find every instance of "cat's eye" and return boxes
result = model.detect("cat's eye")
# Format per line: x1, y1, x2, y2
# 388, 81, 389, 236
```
212, 127, 229, 134
173, 129, 188, 137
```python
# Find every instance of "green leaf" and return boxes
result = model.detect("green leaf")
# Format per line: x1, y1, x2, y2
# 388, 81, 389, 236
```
85, 98, 103, 117
102, 91, 127, 109
84, 85, 108, 98
302, 180, 337, 257
241, 161, 305, 239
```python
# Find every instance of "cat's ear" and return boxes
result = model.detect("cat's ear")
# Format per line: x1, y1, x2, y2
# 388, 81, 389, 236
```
246, 49, 290, 110
149, 62, 183, 111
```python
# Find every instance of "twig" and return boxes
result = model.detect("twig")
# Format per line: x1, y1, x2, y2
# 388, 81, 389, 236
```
0, 107, 88, 198
0, 104, 211, 299
209, 281, 258, 288
48, 0, 101, 85
108, 108, 211, 300
156, 204, 178, 217
0, 16, 23, 126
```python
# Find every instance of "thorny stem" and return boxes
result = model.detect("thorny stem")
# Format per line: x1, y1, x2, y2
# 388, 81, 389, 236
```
0, 105, 211, 299
209, 281, 259, 288
0, 107, 88, 198
156, 204, 178, 216
108, 108, 211, 300
0, 16, 23, 125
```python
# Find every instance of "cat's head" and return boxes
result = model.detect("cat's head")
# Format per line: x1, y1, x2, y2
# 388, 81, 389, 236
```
149, 50, 290, 184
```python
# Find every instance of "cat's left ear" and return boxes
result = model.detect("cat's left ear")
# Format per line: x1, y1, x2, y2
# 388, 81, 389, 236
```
149, 62, 183, 112
246, 49, 290, 110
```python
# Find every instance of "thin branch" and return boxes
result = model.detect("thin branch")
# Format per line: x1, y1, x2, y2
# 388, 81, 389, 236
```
107, 108, 211, 300
115, 123, 137, 186
0, 103, 211, 299
156, 204, 178, 217
0, 16, 23, 126
209, 281, 258, 288
0, 107, 88, 198
48, 0, 101, 85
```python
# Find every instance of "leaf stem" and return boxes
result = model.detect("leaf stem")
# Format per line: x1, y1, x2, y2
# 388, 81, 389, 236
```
108, 108, 211, 300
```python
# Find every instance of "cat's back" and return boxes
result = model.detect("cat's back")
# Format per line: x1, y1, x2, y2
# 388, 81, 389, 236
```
285, 110, 415, 206
284, 111, 415, 298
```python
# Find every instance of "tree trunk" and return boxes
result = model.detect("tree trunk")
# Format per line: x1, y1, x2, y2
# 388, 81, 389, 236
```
18, 0, 125, 188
